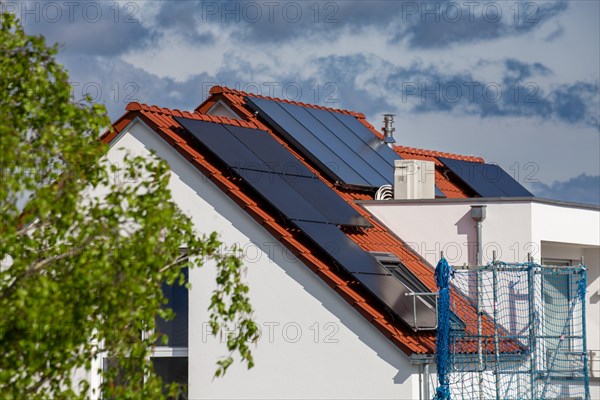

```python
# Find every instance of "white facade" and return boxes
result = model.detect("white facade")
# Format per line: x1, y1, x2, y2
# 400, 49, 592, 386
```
363, 198, 600, 398
103, 120, 424, 399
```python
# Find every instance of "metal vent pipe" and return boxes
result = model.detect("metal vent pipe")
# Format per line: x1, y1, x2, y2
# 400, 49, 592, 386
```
382, 114, 396, 147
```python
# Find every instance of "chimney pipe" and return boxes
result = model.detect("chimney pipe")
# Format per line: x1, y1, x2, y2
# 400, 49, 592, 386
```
382, 114, 396, 147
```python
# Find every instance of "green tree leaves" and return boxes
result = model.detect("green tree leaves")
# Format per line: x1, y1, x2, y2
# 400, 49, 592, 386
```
0, 12, 256, 399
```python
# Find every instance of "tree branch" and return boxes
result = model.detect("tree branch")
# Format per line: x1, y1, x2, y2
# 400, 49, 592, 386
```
1, 235, 98, 300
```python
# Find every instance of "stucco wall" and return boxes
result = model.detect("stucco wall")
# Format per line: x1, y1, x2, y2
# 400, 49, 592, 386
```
363, 201, 535, 266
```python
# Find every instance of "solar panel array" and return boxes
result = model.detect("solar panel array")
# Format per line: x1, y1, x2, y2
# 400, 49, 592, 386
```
176, 117, 371, 227
439, 157, 534, 197
243, 99, 378, 182
177, 116, 434, 329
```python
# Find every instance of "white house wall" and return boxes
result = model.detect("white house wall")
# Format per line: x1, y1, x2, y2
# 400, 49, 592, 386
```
107, 121, 419, 399
531, 202, 599, 247
362, 201, 534, 266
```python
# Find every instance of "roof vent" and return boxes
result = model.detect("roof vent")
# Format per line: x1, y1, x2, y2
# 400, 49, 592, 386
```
382, 114, 396, 147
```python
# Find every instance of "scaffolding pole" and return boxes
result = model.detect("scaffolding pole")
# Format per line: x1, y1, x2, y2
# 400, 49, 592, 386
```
528, 259, 536, 400
493, 264, 500, 400
477, 265, 484, 400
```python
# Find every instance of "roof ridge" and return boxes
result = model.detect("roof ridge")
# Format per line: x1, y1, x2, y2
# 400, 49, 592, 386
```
125, 102, 261, 130
210, 85, 367, 119
355, 114, 485, 163
395, 145, 485, 163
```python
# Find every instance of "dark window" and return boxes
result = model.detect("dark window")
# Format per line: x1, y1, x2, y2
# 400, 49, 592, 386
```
369, 252, 465, 331
156, 268, 188, 347
369, 252, 438, 330
152, 357, 188, 400
101, 357, 143, 399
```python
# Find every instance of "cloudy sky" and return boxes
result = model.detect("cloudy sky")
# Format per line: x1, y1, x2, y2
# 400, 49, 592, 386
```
8, 0, 599, 204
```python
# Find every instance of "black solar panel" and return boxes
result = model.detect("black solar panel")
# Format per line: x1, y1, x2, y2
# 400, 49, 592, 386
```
247, 97, 373, 187
292, 220, 388, 275
439, 157, 533, 197
281, 175, 371, 227
247, 98, 366, 184
278, 103, 389, 187
177, 117, 269, 171
294, 221, 438, 328
306, 108, 395, 176
177, 117, 370, 227
234, 169, 326, 222
223, 125, 314, 177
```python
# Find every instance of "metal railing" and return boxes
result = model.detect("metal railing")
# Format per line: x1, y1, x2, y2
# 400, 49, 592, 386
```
405, 291, 438, 331
589, 350, 600, 379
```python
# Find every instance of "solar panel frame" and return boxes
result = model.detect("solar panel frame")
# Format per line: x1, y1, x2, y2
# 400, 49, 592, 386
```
475, 162, 533, 197
292, 220, 389, 275
354, 273, 437, 329
303, 108, 393, 182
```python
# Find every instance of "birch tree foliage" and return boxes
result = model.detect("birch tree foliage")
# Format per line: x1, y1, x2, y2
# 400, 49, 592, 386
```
0, 12, 258, 399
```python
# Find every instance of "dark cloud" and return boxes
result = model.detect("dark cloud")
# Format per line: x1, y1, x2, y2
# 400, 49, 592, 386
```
151, 0, 216, 42
392, 0, 569, 48
311, 54, 599, 129
308, 54, 394, 115
147, 0, 568, 47
504, 59, 552, 82
6, 0, 570, 57
56, 47, 597, 131
58, 55, 219, 118
531, 174, 600, 206
550, 82, 599, 127
13, 0, 156, 56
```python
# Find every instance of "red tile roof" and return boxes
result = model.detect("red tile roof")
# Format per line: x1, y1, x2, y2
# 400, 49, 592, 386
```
102, 91, 504, 356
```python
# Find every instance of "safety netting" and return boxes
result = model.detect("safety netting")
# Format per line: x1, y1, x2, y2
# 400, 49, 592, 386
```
434, 259, 589, 400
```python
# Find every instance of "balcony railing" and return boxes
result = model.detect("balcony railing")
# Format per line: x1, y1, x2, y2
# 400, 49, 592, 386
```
589, 350, 600, 380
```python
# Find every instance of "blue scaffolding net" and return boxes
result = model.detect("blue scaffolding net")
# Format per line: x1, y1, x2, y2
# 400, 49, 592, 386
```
434, 259, 590, 400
